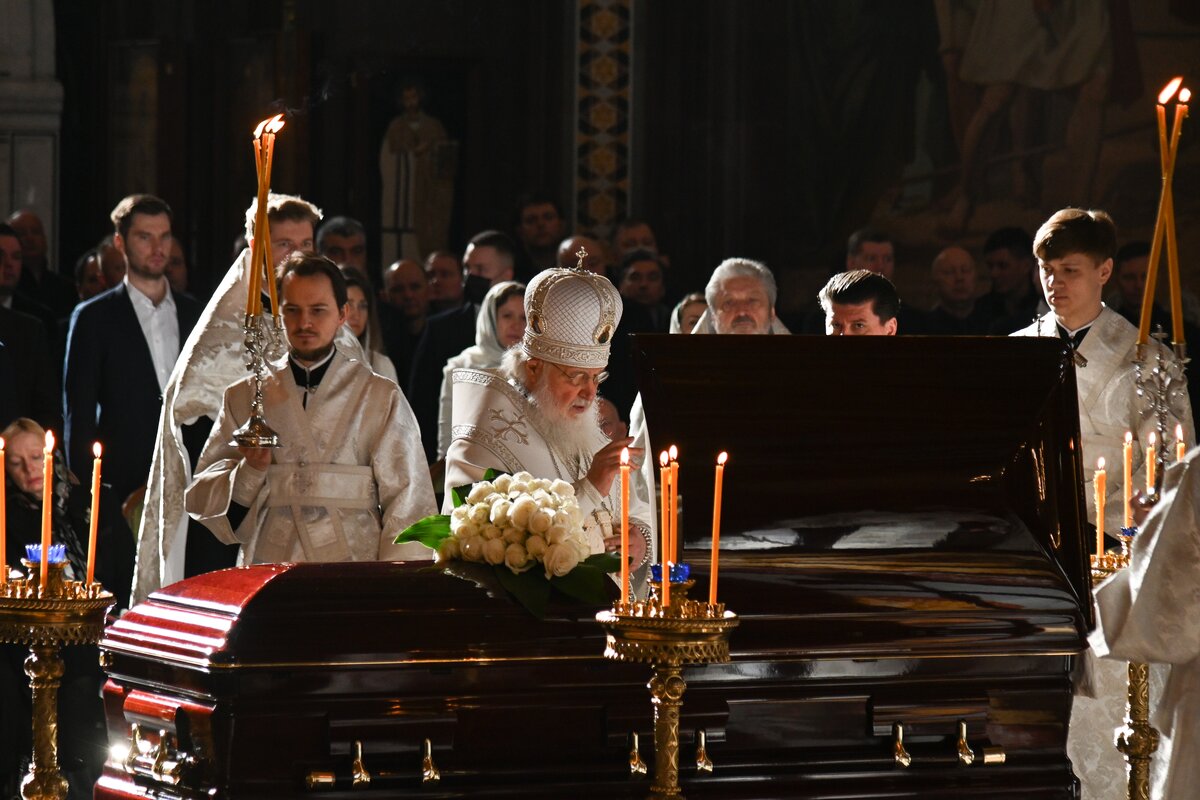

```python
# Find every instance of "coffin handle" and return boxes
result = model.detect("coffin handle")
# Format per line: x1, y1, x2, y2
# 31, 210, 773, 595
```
956, 719, 975, 766
695, 728, 713, 773
351, 740, 371, 787
628, 731, 648, 775
893, 722, 912, 768
422, 738, 441, 784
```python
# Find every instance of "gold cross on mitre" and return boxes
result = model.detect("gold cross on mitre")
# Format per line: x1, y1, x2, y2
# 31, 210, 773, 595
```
575, 247, 589, 271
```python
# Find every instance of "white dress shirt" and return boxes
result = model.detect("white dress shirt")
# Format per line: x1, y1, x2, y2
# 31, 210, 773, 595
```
125, 276, 180, 391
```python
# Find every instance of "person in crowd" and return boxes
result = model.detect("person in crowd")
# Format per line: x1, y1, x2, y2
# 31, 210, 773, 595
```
616, 250, 669, 331
166, 238, 189, 295
512, 194, 564, 282
341, 266, 399, 382
0, 225, 59, 431
186, 254, 435, 565
557, 234, 607, 275
436, 280, 526, 461
820, 269, 901, 336
377, 259, 429, 387
5, 208, 77, 318
409, 230, 516, 462
316, 216, 368, 271
670, 292, 707, 334
96, 236, 126, 288
597, 396, 628, 441
64, 194, 202, 511
693, 258, 790, 335
0, 223, 58, 339
979, 226, 1041, 333
422, 249, 463, 314
924, 245, 993, 334
73, 248, 108, 302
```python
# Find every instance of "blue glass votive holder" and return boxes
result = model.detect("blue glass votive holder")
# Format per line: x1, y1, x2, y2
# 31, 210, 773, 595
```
651, 562, 691, 584
24, 544, 67, 564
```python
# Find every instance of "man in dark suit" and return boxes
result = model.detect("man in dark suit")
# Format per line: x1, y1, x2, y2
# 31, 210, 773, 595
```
64, 194, 201, 508
407, 230, 515, 462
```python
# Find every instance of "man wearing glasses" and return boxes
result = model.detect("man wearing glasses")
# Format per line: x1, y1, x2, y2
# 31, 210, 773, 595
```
443, 265, 653, 575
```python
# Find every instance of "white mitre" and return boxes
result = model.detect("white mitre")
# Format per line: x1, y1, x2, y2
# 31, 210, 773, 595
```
521, 263, 623, 368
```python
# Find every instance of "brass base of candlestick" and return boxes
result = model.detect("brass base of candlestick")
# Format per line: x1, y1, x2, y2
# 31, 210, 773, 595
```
597, 579, 738, 800
0, 562, 115, 800
1090, 551, 1157, 800
232, 314, 281, 449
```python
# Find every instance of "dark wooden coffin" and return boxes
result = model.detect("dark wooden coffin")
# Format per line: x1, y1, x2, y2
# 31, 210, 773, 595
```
96, 336, 1090, 799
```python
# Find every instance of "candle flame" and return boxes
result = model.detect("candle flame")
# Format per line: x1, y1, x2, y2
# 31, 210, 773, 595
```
43, 431, 54, 452
1125, 431, 1133, 444
1159, 76, 1184, 105
0, 436, 4, 451
659, 451, 669, 467
93, 442, 102, 458
1149, 431, 1157, 446
1177, 423, 1185, 440
717, 451, 728, 465
620, 447, 630, 465
1181, 87, 1192, 104
1097, 456, 1105, 470
668, 444, 678, 461
253, 118, 269, 138
266, 113, 286, 134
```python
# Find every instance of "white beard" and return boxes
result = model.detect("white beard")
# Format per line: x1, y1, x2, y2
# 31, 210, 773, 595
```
529, 381, 604, 464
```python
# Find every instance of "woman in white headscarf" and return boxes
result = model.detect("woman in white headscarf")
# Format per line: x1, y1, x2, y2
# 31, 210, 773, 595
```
435, 280, 526, 460
341, 266, 398, 383
669, 292, 707, 334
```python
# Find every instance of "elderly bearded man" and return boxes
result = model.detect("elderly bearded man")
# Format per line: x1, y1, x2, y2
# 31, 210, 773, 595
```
444, 267, 653, 581
185, 254, 435, 566
692, 258, 790, 335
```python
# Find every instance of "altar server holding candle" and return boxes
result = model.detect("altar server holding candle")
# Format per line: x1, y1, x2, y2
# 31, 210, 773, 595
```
1012, 208, 1192, 537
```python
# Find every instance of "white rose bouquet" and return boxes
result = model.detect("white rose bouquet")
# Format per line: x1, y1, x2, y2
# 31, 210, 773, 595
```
396, 470, 620, 617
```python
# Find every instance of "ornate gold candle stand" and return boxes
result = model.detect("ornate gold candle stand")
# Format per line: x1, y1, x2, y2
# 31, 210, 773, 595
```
1092, 533, 1158, 800
0, 561, 114, 800
232, 312, 282, 448
596, 579, 739, 800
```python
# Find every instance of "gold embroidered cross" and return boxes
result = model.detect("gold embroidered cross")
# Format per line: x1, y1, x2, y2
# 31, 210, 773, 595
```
489, 409, 529, 445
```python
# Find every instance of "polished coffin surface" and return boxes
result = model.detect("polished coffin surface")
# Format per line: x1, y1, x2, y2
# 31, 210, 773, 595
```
96, 336, 1091, 798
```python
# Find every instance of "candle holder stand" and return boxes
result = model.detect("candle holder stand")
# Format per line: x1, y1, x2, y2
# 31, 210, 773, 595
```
1133, 327, 1189, 495
233, 313, 281, 448
0, 561, 114, 800
596, 578, 738, 799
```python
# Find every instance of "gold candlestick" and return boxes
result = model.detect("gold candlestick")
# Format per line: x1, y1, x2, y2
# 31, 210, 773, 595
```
0, 561, 114, 800
596, 579, 738, 799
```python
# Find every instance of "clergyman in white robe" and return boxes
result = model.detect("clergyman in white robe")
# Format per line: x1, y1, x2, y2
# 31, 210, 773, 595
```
186, 348, 435, 564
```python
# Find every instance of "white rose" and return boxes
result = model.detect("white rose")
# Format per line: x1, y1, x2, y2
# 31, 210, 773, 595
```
508, 481, 530, 497
566, 504, 584, 528
460, 534, 486, 562
436, 536, 461, 562
451, 505, 469, 524
532, 489, 553, 508
529, 507, 553, 534
492, 474, 512, 494
525, 534, 548, 558
456, 520, 481, 540
489, 499, 513, 527
467, 482, 495, 504
571, 537, 592, 561
546, 524, 570, 545
469, 503, 490, 525
530, 478, 551, 492
504, 543, 534, 573
482, 524, 503, 541
543, 542, 581, 578
552, 509, 573, 530
510, 496, 538, 529
502, 527, 525, 545
483, 537, 507, 565
549, 479, 574, 498
513, 471, 534, 484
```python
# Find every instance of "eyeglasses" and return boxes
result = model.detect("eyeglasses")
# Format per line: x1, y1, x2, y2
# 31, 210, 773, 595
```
548, 361, 608, 387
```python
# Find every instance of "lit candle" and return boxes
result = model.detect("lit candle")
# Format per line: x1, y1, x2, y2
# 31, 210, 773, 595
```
40, 431, 53, 591
0, 436, 6, 582
619, 447, 630, 604
1094, 457, 1106, 556
659, 451, 669, 608
86, 442, 102, 585
1177, 423, 1186, 464
1147, 432, 1157, 493
246, 117, 270, 317
262, 114, 285, 315
1123, 431, 1133, 528
1138, 77, 1182, 347
710, 452, 727, 606
668, 444, 679, 568
1165, 88, 1190, 347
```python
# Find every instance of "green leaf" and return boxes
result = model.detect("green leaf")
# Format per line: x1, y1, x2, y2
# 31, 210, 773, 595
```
495, 565, 552, 619
550, 564, 612, 606
451, 469, 506, 508
482, 467, 500, 481
581, 553, 621, 573
394, 515, 452, 549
